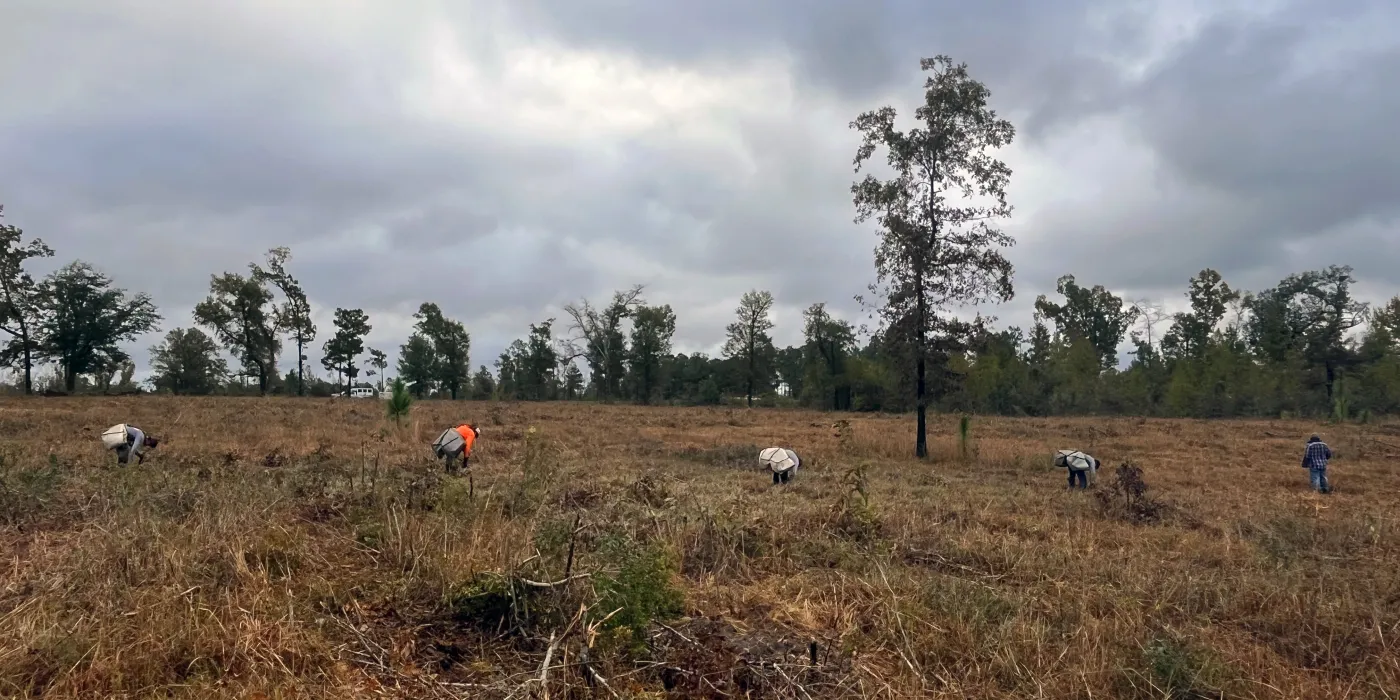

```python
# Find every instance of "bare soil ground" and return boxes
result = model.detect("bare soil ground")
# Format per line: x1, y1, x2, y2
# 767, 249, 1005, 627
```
0, 397, 1396, 698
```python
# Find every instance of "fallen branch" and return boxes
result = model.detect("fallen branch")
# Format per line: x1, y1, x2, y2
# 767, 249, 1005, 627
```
657, 621, 698, 647
774, 663, 816, 700
584, 664, 620, 699
538, 603, 587, 699
519, 573, 592, 589
538, 631, 558, 698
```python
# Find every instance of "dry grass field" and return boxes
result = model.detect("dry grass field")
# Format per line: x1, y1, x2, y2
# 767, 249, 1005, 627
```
0, 397, 1396, 699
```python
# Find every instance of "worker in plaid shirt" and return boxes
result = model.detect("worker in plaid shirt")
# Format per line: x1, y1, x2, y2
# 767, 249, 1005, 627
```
1301, 434, 1332, 494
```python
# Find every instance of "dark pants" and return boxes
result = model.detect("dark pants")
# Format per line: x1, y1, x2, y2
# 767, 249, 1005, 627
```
1309, 467, 1330, 493
1067, 469, 1087, 489
772, 469, 792, 484
444, 449, 470, 473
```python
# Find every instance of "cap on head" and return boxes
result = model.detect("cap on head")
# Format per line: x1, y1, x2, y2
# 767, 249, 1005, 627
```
1309, 434, 1320, 443
473, 425, 481, 437
145, 436, 160, 448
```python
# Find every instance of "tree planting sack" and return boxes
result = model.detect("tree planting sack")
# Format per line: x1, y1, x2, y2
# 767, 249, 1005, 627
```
102, 424, 130, 450
432, 428, 464, 458
759, 447, 800, 474
1054, 449, 1096, 472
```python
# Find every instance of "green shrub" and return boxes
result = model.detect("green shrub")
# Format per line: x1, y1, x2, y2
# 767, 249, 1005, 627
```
592, 536, 684, 644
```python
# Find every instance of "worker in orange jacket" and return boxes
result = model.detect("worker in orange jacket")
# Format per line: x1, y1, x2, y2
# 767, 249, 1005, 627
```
432, 423, 481, 473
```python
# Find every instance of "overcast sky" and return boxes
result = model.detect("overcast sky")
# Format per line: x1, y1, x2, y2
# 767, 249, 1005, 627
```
3, 0, 1398, 383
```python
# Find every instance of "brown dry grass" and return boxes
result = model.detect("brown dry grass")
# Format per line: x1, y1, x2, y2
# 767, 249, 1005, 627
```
0, 397, 1397, 699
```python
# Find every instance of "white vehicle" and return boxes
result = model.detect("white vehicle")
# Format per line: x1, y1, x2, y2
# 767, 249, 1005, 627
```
349, 387, 378, 399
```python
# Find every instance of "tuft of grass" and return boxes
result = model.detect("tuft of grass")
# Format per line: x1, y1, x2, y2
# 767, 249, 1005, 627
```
831, 463, 882, 542
666, 442, 760, 469
0, 451, 64, 526
1137, 635, 1232, 699
505, 426, 556, 518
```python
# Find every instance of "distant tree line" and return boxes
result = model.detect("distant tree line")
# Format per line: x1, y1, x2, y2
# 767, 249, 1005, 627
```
4, 56, 1395, 435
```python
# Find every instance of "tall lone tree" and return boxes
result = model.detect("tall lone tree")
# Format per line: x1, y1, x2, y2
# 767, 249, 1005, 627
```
252, 247, 316, 396
722, 289, 776, 408
322, 308, 371, 395
37, 261, 161, 392
0, 206, 55, 394
851, 56, 1017, 458
194, 272, 281, 394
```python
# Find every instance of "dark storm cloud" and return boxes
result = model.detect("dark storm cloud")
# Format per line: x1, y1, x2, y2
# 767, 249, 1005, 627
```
0, 0, 612, 371
1132, 7, 1400, 246
1009, 0, 1400, 309
509, 0, 1129, 132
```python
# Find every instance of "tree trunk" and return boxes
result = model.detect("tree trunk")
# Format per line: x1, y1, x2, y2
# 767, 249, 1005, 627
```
747, 333, 755, 408
19, 320, 32, 395
296, 339, 305, 396
65, 362, 77, 393
642, 363, 651, 405
1325, 362, 1336, 404
918, 158, 937, 460
916, 277, 928, 459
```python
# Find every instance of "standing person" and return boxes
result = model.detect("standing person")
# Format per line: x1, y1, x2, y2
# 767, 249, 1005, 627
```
1054, 449, 1099, 489
431, 423, 480, 473
101, 423, 159, 465
1301, 434, 1332, 494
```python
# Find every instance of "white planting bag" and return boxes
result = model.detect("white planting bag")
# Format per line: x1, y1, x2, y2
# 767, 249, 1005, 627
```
1054, 449, 1100, 484
759, 447, 800, 474
101, 424, 130, 450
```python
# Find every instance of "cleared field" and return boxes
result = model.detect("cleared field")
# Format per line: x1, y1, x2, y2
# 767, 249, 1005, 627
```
0, 397, 1396, 698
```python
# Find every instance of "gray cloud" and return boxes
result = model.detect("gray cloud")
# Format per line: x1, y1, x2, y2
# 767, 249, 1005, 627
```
1016, 0, 1400, 299
1, 0, 1398, 385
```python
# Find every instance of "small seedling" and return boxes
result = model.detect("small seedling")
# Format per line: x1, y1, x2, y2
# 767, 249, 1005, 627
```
386, 377, 412, 426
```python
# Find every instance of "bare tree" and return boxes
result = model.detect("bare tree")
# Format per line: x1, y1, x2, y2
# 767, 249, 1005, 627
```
560, 285, 645, 400
1130, 298, 1169, 351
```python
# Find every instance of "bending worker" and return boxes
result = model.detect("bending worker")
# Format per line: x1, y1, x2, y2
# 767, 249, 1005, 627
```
431, 422, 481, 473
1054, 449, 1099, 489
101, 423, 159, 465
759, 446, 800, 484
